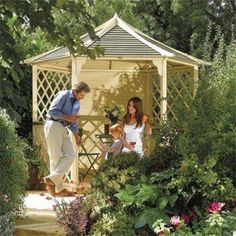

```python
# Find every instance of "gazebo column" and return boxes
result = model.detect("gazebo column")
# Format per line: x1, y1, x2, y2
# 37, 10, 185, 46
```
153, 58, 168, 120
70, 57, 87, 186
32, 65, 38, 122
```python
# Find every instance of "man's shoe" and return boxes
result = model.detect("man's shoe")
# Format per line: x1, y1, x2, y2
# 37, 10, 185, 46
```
55, 189, 75, 197
44, 177, 56, 196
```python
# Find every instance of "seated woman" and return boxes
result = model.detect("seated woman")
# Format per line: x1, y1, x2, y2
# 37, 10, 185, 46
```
122, 97, 152, 157
99, 123, 125, 160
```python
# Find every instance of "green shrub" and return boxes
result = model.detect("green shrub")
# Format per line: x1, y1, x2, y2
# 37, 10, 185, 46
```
0, 214, 13, 236
24, 143, 48, 190
92, 152, 144, 197
90, 209, 136, 236
0, 109, 28, 219
143, 122, 183, 173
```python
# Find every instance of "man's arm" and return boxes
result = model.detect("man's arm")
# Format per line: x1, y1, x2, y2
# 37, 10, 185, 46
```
48, 92, 67, 120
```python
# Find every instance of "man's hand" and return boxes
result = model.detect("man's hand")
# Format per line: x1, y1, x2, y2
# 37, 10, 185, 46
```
63, 115, 80, 122
75, 135, 81, 146
73, 132, 81, 146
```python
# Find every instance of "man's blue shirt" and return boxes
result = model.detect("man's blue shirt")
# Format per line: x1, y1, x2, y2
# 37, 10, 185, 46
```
47, 90, 80, 132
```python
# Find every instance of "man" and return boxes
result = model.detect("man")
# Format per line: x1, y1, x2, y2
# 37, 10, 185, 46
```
44, 81, 90, 196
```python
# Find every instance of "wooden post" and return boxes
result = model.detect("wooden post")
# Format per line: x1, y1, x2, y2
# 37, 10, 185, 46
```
32, 65, 38, 122
193, 65, 199, 97
152, 58, 167, 120
70, 56, 87, 187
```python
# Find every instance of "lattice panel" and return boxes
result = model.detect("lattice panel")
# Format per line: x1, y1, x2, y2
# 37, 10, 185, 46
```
79, 116, 104, 152
151, 70, 194, 121
167, 70, 194, 121
37, 69, 71, 121
78, 116, 105, 169
151, 72, 161, 121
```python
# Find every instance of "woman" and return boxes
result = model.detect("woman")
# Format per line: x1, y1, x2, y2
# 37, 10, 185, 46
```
122, 97, 151, 157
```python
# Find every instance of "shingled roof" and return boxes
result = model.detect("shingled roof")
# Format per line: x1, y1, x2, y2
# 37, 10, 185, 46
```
24, 14, 209, 65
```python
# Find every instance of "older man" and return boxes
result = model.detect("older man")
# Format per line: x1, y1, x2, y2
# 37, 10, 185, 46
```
44, 81, 90, 196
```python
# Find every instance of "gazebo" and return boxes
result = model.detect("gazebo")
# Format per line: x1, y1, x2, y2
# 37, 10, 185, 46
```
25, 14, 209, 188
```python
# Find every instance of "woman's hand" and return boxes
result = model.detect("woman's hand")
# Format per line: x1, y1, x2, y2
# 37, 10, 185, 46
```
127, 143, 134, 150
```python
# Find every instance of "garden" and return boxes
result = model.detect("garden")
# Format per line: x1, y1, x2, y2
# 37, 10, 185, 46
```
53, 41, 236, 235
1, 0, 236, 235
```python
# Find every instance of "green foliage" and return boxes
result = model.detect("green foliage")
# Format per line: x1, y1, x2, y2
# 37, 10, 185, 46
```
24, 143, 48, 190
0, 0, 102, 135
0, 109, 28, 221
134, 0, 236, 57
90, 209, 136, 236
92, 152, 144, 197
177, 41, 236, 181
92, 0, 145, 29
143, 122, 182, 173
0, 214, 13, 236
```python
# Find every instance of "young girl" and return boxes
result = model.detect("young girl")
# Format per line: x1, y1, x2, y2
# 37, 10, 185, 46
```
99, 123, 124, 160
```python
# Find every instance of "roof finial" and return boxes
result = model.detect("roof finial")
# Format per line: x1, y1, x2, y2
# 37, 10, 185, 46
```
113, 12, 118, 18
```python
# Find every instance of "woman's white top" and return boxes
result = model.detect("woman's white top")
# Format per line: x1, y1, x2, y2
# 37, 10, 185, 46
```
123, 123, 145, 157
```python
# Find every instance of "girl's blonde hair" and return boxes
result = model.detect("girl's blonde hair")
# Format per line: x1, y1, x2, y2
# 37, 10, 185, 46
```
109, 123, 124, 137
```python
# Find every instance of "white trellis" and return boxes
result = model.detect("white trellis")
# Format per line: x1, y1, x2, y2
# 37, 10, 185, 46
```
151, 68, 195, 122
33, 67, 71, 121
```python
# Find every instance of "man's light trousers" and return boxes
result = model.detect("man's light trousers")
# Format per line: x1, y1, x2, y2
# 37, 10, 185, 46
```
44, 120, 76, 192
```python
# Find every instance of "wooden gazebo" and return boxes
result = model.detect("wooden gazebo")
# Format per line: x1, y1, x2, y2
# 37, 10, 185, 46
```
25, 14, 209, 187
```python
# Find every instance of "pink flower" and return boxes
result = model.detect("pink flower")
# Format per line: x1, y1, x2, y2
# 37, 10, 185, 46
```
170, 216, 180, 226
180, 214, 190, 224
207, 202, 225, 213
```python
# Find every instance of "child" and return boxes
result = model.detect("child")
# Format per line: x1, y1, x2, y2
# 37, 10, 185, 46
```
99, 123, 125, 160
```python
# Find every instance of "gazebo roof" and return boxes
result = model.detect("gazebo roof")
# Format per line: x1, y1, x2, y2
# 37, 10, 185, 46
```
25, 14, 209, 65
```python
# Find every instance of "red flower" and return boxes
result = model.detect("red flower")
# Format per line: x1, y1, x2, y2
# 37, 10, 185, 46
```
232, 199, 236, 208
180, 214, 190, 224
207, 202, 225, 213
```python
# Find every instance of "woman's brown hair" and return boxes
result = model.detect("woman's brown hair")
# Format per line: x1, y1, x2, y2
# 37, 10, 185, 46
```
123, 97, 144, 128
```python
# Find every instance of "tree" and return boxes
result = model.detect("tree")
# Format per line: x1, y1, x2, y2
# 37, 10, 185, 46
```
0, 0, 102, 136
134, 0, 236, 57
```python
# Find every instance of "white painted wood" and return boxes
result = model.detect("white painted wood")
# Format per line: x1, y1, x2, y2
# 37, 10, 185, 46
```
70, 56, 87, 185
37, 65, 71, 74
71, 56, 87, 86
32, 65, 38, 122
152, 58, 167, 119
167, 58, 197, 67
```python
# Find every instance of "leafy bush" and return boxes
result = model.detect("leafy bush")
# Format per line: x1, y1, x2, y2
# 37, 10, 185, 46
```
0, 214, 13, 236
92, 152, 144, 197
24, 143, 48, 190
54, 197, 90, 236
0, 109, 28, 220
90, 209, 135, 236
175, 41, 236, 182
143, 122, 183, 173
